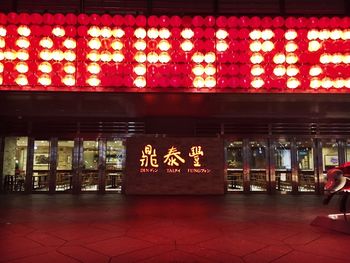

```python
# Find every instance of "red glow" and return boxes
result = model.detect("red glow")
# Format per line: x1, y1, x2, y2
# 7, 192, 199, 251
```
0, 13, 350, 93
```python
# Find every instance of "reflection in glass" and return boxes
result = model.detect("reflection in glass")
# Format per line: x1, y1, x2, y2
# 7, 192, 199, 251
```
33, 140, 50, 191
226, 141, 243, 191
2, 137, 27, 192
322, 141, 339, 171
297, 140, 315, 192
250, 141, 267, 191
346, 140, 350, 162
106, 139, 125, 192
82, 140, 99, 191
274, 140, 292, 192
322, 140, 339, 187
56, 140, 74, 192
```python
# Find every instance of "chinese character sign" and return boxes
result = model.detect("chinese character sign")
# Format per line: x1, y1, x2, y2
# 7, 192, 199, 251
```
125, 137, 224, 194
140, 144, 159, 167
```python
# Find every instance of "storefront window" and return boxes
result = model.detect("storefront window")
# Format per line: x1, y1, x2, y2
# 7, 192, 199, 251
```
226, 141, 243, 191
106, 139, 125, 192
346, 140, 350, 163
33, 140, 50, 191
56, 140, 74, 192
322, 140, 339, 171
2, 137, 27, 192
82, 140, 99, 191
297, 140, 315, 192
250, 141, 267, 191
274, 140, 292, 192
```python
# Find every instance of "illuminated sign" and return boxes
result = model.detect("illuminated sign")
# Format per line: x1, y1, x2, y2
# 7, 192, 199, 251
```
125, 137, 224, 194
0, 13, 350, 93
139, 144, 209, 174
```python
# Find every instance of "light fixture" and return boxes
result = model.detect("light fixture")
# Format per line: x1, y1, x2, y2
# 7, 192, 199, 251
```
52, 26, 65, 37
17, 25, 31, 37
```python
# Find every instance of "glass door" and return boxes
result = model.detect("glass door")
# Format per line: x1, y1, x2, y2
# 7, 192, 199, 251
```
56, 140, 74, 192
225, 141, 243, 191
297, 140, 315, 192
250, 140, 268, 191
105, 139, 125, 192
321, 140, 339, 187
81, 140, 99, 191
274, 139, 292, 192
32, 140, 50, 191
2, 137, 28, 192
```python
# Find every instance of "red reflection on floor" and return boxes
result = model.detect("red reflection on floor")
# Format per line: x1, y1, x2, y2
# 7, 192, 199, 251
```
0, 194, 348, 263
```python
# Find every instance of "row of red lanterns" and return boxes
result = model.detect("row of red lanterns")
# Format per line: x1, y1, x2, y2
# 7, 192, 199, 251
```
1, 13, 350, 28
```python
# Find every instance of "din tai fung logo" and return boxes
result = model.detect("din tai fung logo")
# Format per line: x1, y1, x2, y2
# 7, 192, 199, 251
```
139, 144, 210, 174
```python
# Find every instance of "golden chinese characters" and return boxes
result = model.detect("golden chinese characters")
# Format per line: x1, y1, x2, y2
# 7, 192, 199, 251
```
189, 146, 204, 167
164, 146, 185, 166
140, 144, 159, 167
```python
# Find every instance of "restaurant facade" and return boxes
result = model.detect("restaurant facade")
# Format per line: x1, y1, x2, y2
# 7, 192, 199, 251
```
1, 0, 350, 195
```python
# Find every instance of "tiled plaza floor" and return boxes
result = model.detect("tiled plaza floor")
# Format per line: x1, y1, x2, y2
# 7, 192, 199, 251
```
0, 194, 349, 263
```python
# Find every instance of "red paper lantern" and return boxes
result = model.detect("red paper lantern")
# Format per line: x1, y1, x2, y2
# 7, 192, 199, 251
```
272, 16, 284, 28
7, 13, 18, 24
285, 17, 297, 28
204, 27, 215, 39
112, 15, 124, 26
101, 14, 112, 26
0, 13, 7, 24
238, 16, 250, 28
19, 13, 30, 24
192, 16, 204, 27
216, 16, 227, 27
250, 16, 261, 28
159, 15, 170, 27
308, 17, 319, 28
78, 14, 89, 25
65, 14, 77, 25
296, 17, 308, 28
54, 13, 65, 25
205, 16, 215, 27
90, 14, 101, 25
148, 15, 159, 27
135, 15, 147, 27
228, 16, 239, 28
124, 15, 135, 26
182, 16, 192, 27
194, 27, 204, 38
261, 17, 273, 28
170, 16, 182, 27
77, 26, 88, 37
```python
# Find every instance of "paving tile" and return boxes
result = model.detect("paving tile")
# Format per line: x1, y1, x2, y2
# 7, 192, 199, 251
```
0, 246, 52, 263
292, 234, 350, 261
58, 245, 110, 263
0, 195, 349, 263
178, 244, 244, 263
198, 235, 266, 257
50, 223, 110, 241
273, 250, 349, 263
283, 231, 322, 245
7, 251, 80, 263
243, 245, 292, 263
127, 229, 174, 245
26, 231, 66, 247
110, 244, 175, 263
138, 249, 213, 263
85, 236, 154, 256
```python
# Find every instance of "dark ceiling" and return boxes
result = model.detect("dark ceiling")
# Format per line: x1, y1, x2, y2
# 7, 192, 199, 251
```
0, 0, 349, 16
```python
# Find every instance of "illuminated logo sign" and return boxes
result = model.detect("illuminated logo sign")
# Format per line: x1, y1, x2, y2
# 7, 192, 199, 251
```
125, 137, 224, 194
139, 144, 211, 174
0, 13, 349, 93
